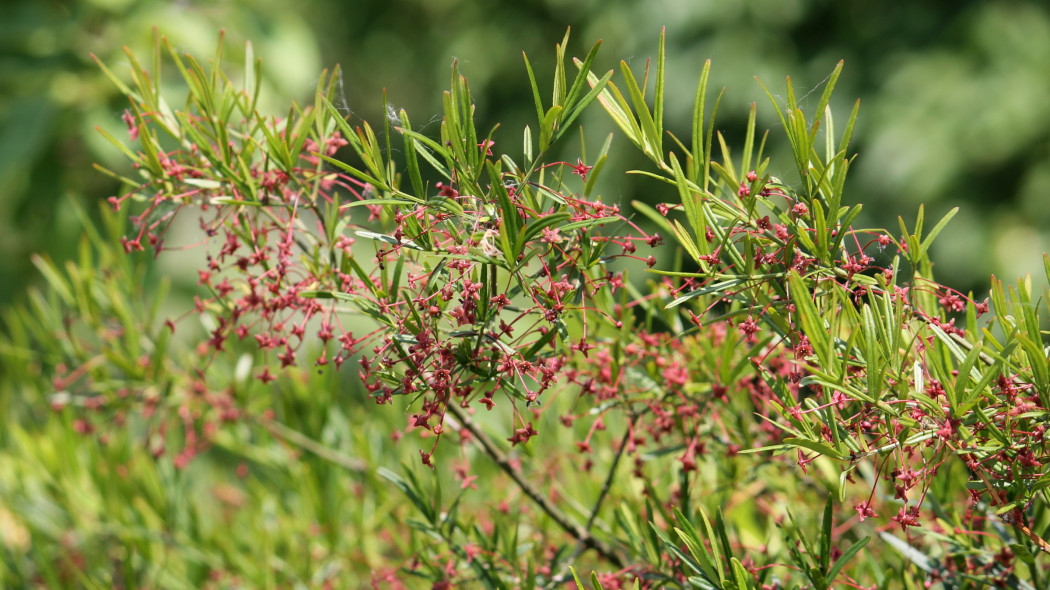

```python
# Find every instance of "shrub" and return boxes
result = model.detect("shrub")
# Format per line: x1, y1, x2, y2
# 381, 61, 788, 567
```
3, 28, 1049, 589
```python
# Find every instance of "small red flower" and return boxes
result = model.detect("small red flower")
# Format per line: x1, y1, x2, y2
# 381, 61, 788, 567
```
855, 501, 877, 521
540, 226, 563, 244
891, 505, 921, 531
738, 315, 760, 341
571, 158, 593, 179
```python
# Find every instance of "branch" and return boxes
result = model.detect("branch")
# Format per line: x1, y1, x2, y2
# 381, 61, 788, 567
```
445, 402, 626, 568
551, 417, 635, 585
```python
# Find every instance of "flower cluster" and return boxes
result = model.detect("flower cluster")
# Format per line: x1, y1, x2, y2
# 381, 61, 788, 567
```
106, 69, 666, 469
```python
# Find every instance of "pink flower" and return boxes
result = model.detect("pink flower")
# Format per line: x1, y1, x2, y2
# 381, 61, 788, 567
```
571, 158, 592, 179
855, 501, 877, 521
540, 226, 563, 244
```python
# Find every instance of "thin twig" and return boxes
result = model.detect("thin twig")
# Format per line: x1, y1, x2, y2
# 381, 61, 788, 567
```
585, 417, 634, 531
445, 402, 626, 568
550, 417, 635, 585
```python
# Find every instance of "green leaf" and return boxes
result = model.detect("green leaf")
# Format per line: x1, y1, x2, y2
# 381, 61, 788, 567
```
838, 98, 861, 155
826, 537, 870, 583
355, 230, 425, 251
820, 495, 833, 572
730, 557, 754, 590
696, 507, 725, 585
784, 437, 844, 460
583, 134, 613, 197
488, 160, 521, 235
1045, 253, 1050, 290
669, 153, 709, 254
561, 68, 614, 140
958, 340, 1014, 413
559, 216, 620, 233
398, 109, 425, 198
672, 507, 723, 586
654, 28, 666, 148
522, 52, 546, 127
809, 60, 843, 145
918, 207, 958, 259
879, 532, 932, 572
398, 127, 452, 180
787, 271, 832, 368
619, 59, 662, 162
568, 567, 586, 589
299, 290, 354, 302
539, 105, 564, 153
378, 466, 435, 522
666, 279, 749, 309
590, 76, 642, 149
1017, 333, 1049, 394
563, 39, 604, 115
29, 256, 75, 306
553, 28, 570, 108
860, 304, 883, 404
690, 59, 712, 183
740, 102, 757, 183
523, 124, 534, 163
670, 219, 703, 267
517, 213, 571, 255
715, 131, 738, 190
703, 88, 724, 192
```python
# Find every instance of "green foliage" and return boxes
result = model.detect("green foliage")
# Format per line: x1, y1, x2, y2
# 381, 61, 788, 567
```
0, 1, 322, 307
3, 26, 1050, 590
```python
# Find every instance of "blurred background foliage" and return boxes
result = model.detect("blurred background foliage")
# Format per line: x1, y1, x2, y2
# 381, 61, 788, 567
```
2, 0, 1050, 306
